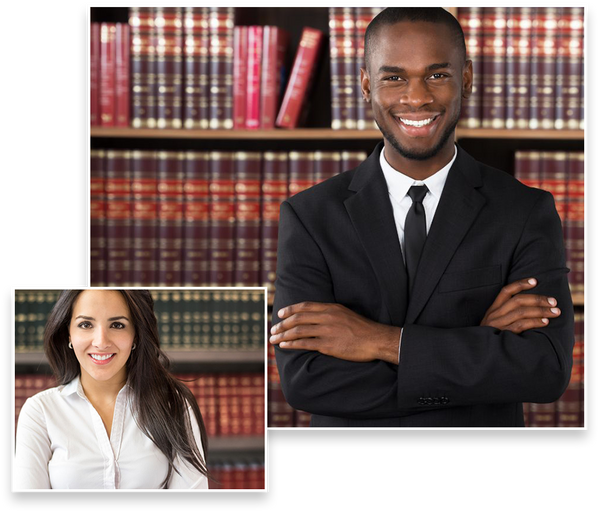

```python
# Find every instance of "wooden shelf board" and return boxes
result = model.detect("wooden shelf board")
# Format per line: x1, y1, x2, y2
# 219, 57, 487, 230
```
209, 436, 265, 453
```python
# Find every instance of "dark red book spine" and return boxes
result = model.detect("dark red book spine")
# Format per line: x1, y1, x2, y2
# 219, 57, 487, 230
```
340, 8, 357, 129
99, 23, 116, 126
157, 152, 184, 286
209, 151, 235, 285
267, 343, 295, 427
458, 8, 483, 128
566, 152, 584, 296
481, 8, 507, 129
260, 26, 289, 129
183, 151, 210, 285
105, 150, 132, 285
129, 7, 156, 128
354, 8, 380, 130
288, 151, 314, 195
115, 23, 130, 127
90, 23, 100, 126
313, 151, 341, 184
514, 150, 542, 189
131, 150, 157, 286
246, 26, 263, 130
540, 151, 568, 223
329, 8, 346, 130
183, 7, 210, 129
233, 26, 248, 129
505, 7, 532, 129
234, 152, 262, 286
208, 7, 234, 129
341, 150, 367, 171
276, 27, 324, 128
90, 149, 106, 286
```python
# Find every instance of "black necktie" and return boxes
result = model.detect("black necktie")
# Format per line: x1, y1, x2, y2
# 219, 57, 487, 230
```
405, 185, 429, 296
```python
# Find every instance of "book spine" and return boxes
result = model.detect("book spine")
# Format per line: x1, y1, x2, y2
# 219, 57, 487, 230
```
540, 151, 568, 223
99, 23, 117, 126
260, 26, 289, 129
458, 8, 483, 128
288, 151, 314, 195
312, 151, 341, 184
208, 7, 234, 129
531, 8, 559, 129
209, 151, 235, 285
90, 149, 106, 286
514, 150, 542, 189
129, 7, 156, 128
115, 23, 130, 127
183, 151, 210, 285
328, 8, 345, 130
157, 151, 184, 286
340, 8, 357, 129
566, 152, 584, 296
105, 150, 132, 285
183, 7, 210, 129
90, 23, 100, 126
245, 26, 263, 130
481, 7, 507, 129
354, 8, 380, 130
505, 7, 532, 129
233, 26, 248, 129
234, 152, 262, 286
155, 7, 183, 129
276, 27, 324, 129
131, 150, 157, 286
341, 151, 367, 171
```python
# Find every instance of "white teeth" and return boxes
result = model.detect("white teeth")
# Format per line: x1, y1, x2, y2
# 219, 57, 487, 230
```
400, 117, 435, 127
90, 354, 114, 361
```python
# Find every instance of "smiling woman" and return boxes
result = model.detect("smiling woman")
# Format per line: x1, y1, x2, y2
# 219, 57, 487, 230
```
14, 290, 209, 490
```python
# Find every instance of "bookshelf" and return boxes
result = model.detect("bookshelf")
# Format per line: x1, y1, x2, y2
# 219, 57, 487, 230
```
89, 6, 585, 428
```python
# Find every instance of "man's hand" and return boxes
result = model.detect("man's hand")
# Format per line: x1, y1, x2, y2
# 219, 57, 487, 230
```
480, 277, 561, 334
270, 302, 401, 364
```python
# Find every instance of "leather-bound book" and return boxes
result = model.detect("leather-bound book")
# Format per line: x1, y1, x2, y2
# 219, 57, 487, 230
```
90, 149, 106, 286
183, 7, 210, 129
566, 151, 584, 296
458, 8, 483, 128
208, 7, 234, 129
355, 8, 381, 130
99, 23, 116, 126
329, 8, 355, 129
260, 26, 289, 129
481, 7, 507, 129
288, 151, 314, 196
115, 23, 130, 127
233, 26, 248, 129
245, 26, 263, 130
90, 23, 100, 126
313, 151, 341, 184
129, 7, 156, 128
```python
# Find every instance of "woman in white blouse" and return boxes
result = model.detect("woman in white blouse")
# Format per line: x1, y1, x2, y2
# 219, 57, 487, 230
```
15, 289, 209, 489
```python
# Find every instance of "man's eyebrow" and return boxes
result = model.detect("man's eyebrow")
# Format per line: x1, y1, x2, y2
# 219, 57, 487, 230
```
377, 62, 453, 74
75, 315, 130, 321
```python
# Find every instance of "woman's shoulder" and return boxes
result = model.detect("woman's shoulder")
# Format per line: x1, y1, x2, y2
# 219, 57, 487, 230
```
22, 381, 75, 410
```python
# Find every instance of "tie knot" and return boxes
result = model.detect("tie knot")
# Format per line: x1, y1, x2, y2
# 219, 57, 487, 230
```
408, 185, 428, 203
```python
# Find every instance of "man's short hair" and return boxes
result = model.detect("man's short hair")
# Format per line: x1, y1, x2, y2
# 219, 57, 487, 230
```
364, 8, 467, 71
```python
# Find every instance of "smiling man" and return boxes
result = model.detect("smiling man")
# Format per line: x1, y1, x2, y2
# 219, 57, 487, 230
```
270, 8, 574, 427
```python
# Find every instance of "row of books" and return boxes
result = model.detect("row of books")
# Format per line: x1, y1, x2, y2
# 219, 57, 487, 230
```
268, 311, 585, 428
209, 460, 264, 489
90, 149, 367, 288
91, 7, 324, 130
514, 151, 584, 296
524, 312, 584, 427
15, 289, 265, 352
458, 7, 584, 130
15, 372, 265, 437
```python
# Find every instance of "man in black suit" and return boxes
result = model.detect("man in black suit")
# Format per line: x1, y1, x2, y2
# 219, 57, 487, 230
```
269, 8, 574, 427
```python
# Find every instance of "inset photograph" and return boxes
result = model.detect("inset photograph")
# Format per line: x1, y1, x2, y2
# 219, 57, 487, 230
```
14, 288, 266, 490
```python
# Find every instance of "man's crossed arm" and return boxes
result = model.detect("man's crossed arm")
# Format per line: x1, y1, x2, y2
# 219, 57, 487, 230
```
269, 277, 562, 364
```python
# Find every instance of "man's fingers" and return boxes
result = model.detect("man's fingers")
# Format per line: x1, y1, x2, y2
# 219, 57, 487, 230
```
490, 305, 561, 328
277, 338, 321, 351
505, 317, 554, 334
487, 294, 559, 322
487, 278, 538, 312
277, 301, 330, 319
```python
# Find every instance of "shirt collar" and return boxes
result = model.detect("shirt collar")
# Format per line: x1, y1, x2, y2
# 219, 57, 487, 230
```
379, 144, 457, 204
59, 374, 130, 401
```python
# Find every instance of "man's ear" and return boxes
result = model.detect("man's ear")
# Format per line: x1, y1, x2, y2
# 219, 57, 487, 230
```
462, 59, 473, 99
360, 68, 371, 102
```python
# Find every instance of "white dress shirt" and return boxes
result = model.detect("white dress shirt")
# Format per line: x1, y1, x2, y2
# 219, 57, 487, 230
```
379, 145, 456, 263
14, 376, 209, 489
379, 145, 457, 360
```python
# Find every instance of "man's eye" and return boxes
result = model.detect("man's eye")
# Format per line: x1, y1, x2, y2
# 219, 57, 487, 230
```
386, 76, 400, 81
430, 73, 447, 79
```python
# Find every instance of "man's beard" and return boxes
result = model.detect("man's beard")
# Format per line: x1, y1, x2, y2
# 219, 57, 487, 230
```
375, 105, 461, 161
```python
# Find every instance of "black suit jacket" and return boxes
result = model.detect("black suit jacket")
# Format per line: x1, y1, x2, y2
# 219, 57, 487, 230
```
272, 142, 574, 427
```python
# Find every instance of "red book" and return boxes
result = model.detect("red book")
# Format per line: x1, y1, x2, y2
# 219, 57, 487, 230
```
131, 150, 157, 286
514, 150, 542, 189
90, 149, 106, 286
99, 23, 117, 126
341, 150, 367, 171
354, 8, 380, 130
183, 151, 210, 285
540, 151, 568, 222
566, 152, 584, 296
313, 151, 341, 184
260, 26, 289, 129
129, 7, 156, 128
276, 27, 324, 128
481, 8, 507, 129
115, 23, 130, 127
183, 7, 210, 129
246, 26, 263, 129
234, 152, 262, 286
208, 7, 234, 129
105, 150, 132, 285
288, 151, 314, 195
329, 8, 347, 130
208, 151, 235, 285
90, 23, 100, 126
157, 151, 184, 286
458, 8, 483, 128
233, 26, 248, 129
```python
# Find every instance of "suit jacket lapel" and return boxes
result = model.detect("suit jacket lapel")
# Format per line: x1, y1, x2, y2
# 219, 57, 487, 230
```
344, 142, 409, 327
405, 146, 486, 324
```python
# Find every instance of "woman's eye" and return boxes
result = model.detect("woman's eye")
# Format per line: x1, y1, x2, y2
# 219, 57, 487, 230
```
111, 322, 126, 329
78, 321, 92, 329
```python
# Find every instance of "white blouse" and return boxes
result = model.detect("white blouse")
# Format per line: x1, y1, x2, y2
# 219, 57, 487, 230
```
14, 376, 209, 490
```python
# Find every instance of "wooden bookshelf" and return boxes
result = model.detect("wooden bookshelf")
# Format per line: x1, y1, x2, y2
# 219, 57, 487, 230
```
91, 127, 584, 141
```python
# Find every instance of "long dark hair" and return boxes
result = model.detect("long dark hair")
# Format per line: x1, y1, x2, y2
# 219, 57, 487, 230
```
44, 290, 209, 488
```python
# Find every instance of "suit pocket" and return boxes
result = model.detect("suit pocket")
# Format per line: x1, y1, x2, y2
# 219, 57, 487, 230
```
439, 265, 502, 293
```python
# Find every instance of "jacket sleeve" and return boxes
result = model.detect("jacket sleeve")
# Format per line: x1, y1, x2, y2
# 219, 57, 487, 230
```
273, 200, 405, 419
396, 190, 574, 409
